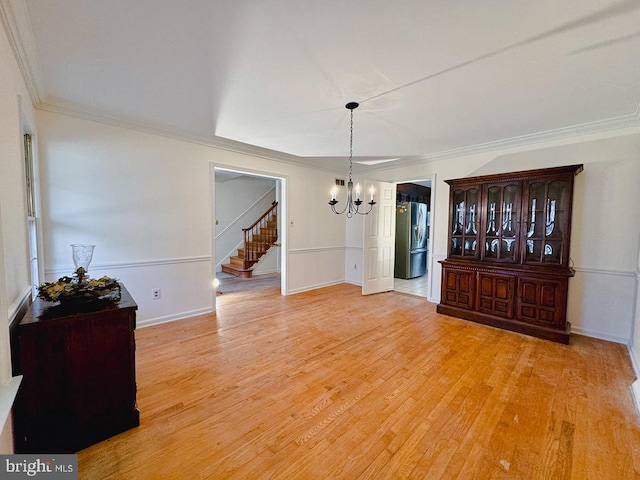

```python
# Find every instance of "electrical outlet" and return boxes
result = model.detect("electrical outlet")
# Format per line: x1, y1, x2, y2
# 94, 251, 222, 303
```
152, 288, 161, 300
354, 264, 358, 270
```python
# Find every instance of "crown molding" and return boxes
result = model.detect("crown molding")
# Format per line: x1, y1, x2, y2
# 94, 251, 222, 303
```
36, 97, 355, 174
0, 0, 44, 103
370, 110, 640, 172
36, 96, 640, 177
41, 95, 640, 176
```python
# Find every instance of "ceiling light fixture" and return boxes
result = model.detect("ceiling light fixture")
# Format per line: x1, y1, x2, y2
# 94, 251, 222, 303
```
329, 102, 376, 217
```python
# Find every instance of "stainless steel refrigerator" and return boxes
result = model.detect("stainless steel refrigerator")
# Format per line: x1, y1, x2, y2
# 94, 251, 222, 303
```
394, 202, 428, 279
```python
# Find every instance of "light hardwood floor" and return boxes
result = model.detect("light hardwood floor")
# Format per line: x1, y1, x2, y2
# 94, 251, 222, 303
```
78, 283, 640, 479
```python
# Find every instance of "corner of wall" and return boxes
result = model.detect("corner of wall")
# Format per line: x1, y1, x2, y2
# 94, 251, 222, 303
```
631, 338, 640, 376
631, 380, 640, 420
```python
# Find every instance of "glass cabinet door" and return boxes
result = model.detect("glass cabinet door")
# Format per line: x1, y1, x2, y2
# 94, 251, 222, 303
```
449, 186, 479, 259
482, 182, 521, 262
523, 179, 570, 266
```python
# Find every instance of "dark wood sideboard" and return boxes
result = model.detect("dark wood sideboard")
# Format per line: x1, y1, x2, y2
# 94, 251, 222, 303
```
437, 165, 583, 344
12, 285, 140, 453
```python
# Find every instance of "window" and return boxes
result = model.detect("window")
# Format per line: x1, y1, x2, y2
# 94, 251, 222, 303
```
24, 134, 40, 296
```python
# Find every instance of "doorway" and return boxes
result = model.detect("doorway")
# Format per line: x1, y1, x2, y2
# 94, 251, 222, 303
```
212, 166, 287, 304
393, 179, 433, 299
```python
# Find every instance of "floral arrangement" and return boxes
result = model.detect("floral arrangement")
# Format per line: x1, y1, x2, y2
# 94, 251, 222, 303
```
38, 275, 121, 304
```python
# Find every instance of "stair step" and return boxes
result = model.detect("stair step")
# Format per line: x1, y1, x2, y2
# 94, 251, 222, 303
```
221, 264, 253, 279
230, 256, 258, 269
237, 246, 270, 257
222, 203, 278, 279
251, 232, 278, 243
242, 248, 268, 262
230, 255, 246, 267
245, 243, 271, 251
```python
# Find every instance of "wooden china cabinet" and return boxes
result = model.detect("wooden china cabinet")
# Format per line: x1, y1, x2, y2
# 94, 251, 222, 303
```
437, 164, 583, 343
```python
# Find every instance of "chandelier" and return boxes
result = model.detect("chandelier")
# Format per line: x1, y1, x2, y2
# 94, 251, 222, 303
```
328, 102, 376, 217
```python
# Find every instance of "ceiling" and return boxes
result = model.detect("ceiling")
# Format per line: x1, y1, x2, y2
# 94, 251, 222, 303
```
13, 0, 640, 167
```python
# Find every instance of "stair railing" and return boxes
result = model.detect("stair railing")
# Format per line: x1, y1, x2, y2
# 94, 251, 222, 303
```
242, 201, 278, 263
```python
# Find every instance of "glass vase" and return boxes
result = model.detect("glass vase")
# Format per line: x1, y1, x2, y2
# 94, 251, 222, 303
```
71, 244, 95, 282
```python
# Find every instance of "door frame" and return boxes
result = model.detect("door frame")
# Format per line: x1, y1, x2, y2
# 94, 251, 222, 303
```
210, 164, 288, 310
393, 174, 437, 302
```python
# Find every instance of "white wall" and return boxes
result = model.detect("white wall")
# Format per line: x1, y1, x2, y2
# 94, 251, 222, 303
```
344, 213, 364, 285
0, 9, 37, 452
368, 128, 640, 345
35, 110, 347, 323
0, 20, 33, 330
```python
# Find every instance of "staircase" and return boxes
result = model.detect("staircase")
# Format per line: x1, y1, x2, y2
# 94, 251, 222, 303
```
221, 201, 278, 278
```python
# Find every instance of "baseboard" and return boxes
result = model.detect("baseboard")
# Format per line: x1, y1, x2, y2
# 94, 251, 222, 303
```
570, 326, 629, 345
631, 380, 640, 419
252, 268, 280, 276
629, 345, 640, 377
136, 307, 213, 329
625, 342, 639, 419
287, 280, 344, 295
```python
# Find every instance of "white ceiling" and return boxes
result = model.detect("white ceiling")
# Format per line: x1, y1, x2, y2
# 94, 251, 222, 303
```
15, 0, 640, 166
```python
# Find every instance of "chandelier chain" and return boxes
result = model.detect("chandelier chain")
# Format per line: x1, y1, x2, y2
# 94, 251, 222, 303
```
348, 108, 354, 182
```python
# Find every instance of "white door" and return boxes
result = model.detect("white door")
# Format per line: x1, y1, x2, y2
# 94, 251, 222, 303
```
362, 181, 396, 295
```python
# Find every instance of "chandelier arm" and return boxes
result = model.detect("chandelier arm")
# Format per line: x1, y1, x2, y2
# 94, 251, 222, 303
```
328, 200, 349, 215
355, 200, 377, 215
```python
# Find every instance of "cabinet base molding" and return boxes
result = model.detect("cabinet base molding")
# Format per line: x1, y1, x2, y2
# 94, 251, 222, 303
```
437, 304, 571, 344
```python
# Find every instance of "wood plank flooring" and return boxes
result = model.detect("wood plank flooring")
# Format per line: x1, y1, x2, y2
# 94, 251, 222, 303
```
77, 283, 640, 479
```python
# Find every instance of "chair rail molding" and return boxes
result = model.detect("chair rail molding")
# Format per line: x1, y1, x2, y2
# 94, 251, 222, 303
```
45, 255, 212, 277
